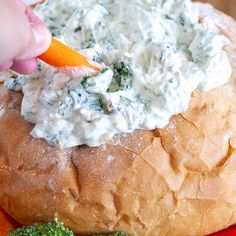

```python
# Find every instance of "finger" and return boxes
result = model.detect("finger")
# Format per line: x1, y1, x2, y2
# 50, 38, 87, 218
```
0, 61, 13, 72
15, 3, 52, 60
25, 6, 42, 25
14, 0, 41, 25
10, 58, 38, 74
17, 23, 52, 60
12, 0, 26, 11
25, 6, 52, 58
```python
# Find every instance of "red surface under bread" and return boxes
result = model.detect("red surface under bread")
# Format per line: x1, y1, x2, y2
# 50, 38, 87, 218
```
210, 226, 236, 236
0, 209, 19, 236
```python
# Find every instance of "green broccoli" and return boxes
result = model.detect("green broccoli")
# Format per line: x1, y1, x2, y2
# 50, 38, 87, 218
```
8, 219, 129, 236
8, 219, 75, 236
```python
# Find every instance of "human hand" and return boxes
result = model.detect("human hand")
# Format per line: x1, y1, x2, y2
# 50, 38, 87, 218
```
0, 0, 51, 74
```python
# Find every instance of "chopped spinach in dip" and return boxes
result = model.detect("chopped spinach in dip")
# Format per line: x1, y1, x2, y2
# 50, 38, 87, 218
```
2, 0, 232, 148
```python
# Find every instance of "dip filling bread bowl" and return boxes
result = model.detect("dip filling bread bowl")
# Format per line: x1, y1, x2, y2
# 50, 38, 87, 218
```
1, 0, 236, 235
2, 0, 232, 149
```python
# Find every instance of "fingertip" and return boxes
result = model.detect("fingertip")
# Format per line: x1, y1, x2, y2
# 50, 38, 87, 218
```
10, 58, 38, 74
32, 24, 52, 54
32, 23, 52, 54
18, 24, 51, 60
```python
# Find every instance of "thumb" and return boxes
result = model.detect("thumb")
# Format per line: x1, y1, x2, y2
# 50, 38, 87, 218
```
17, 23, 51, 60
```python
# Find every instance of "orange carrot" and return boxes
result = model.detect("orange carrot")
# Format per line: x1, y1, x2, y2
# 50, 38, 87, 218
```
38, 38, 100, 71
0, 208, 18, 236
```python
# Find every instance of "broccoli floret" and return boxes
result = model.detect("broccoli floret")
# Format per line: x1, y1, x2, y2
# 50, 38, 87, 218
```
8, 218, 128, 236
8, 219, 75, 236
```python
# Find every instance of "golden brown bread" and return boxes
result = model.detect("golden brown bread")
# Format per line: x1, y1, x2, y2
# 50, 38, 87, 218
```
198, 0, 236, 19
1, 2, 236, 236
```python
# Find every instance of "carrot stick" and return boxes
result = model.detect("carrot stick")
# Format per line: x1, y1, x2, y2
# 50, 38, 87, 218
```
0, 208, 18, 236
38, 38, 100, 71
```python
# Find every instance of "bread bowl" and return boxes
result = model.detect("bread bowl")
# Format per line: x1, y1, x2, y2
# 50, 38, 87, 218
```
1, 0, 236, 235
198, 0, 236, 19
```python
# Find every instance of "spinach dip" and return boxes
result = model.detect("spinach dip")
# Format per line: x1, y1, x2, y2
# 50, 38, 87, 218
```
2, 0, 232, 148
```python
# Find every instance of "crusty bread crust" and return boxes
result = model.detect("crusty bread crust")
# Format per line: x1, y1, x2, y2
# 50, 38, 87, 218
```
1, 3, 236, 236
198, 0, 236, 19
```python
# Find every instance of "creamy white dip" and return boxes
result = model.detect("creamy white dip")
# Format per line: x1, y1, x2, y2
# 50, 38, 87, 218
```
2, 0, 232, 148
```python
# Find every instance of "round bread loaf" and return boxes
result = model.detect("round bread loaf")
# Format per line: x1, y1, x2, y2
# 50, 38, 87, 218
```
1, 2, 236, 236
198, 0, 236, 19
